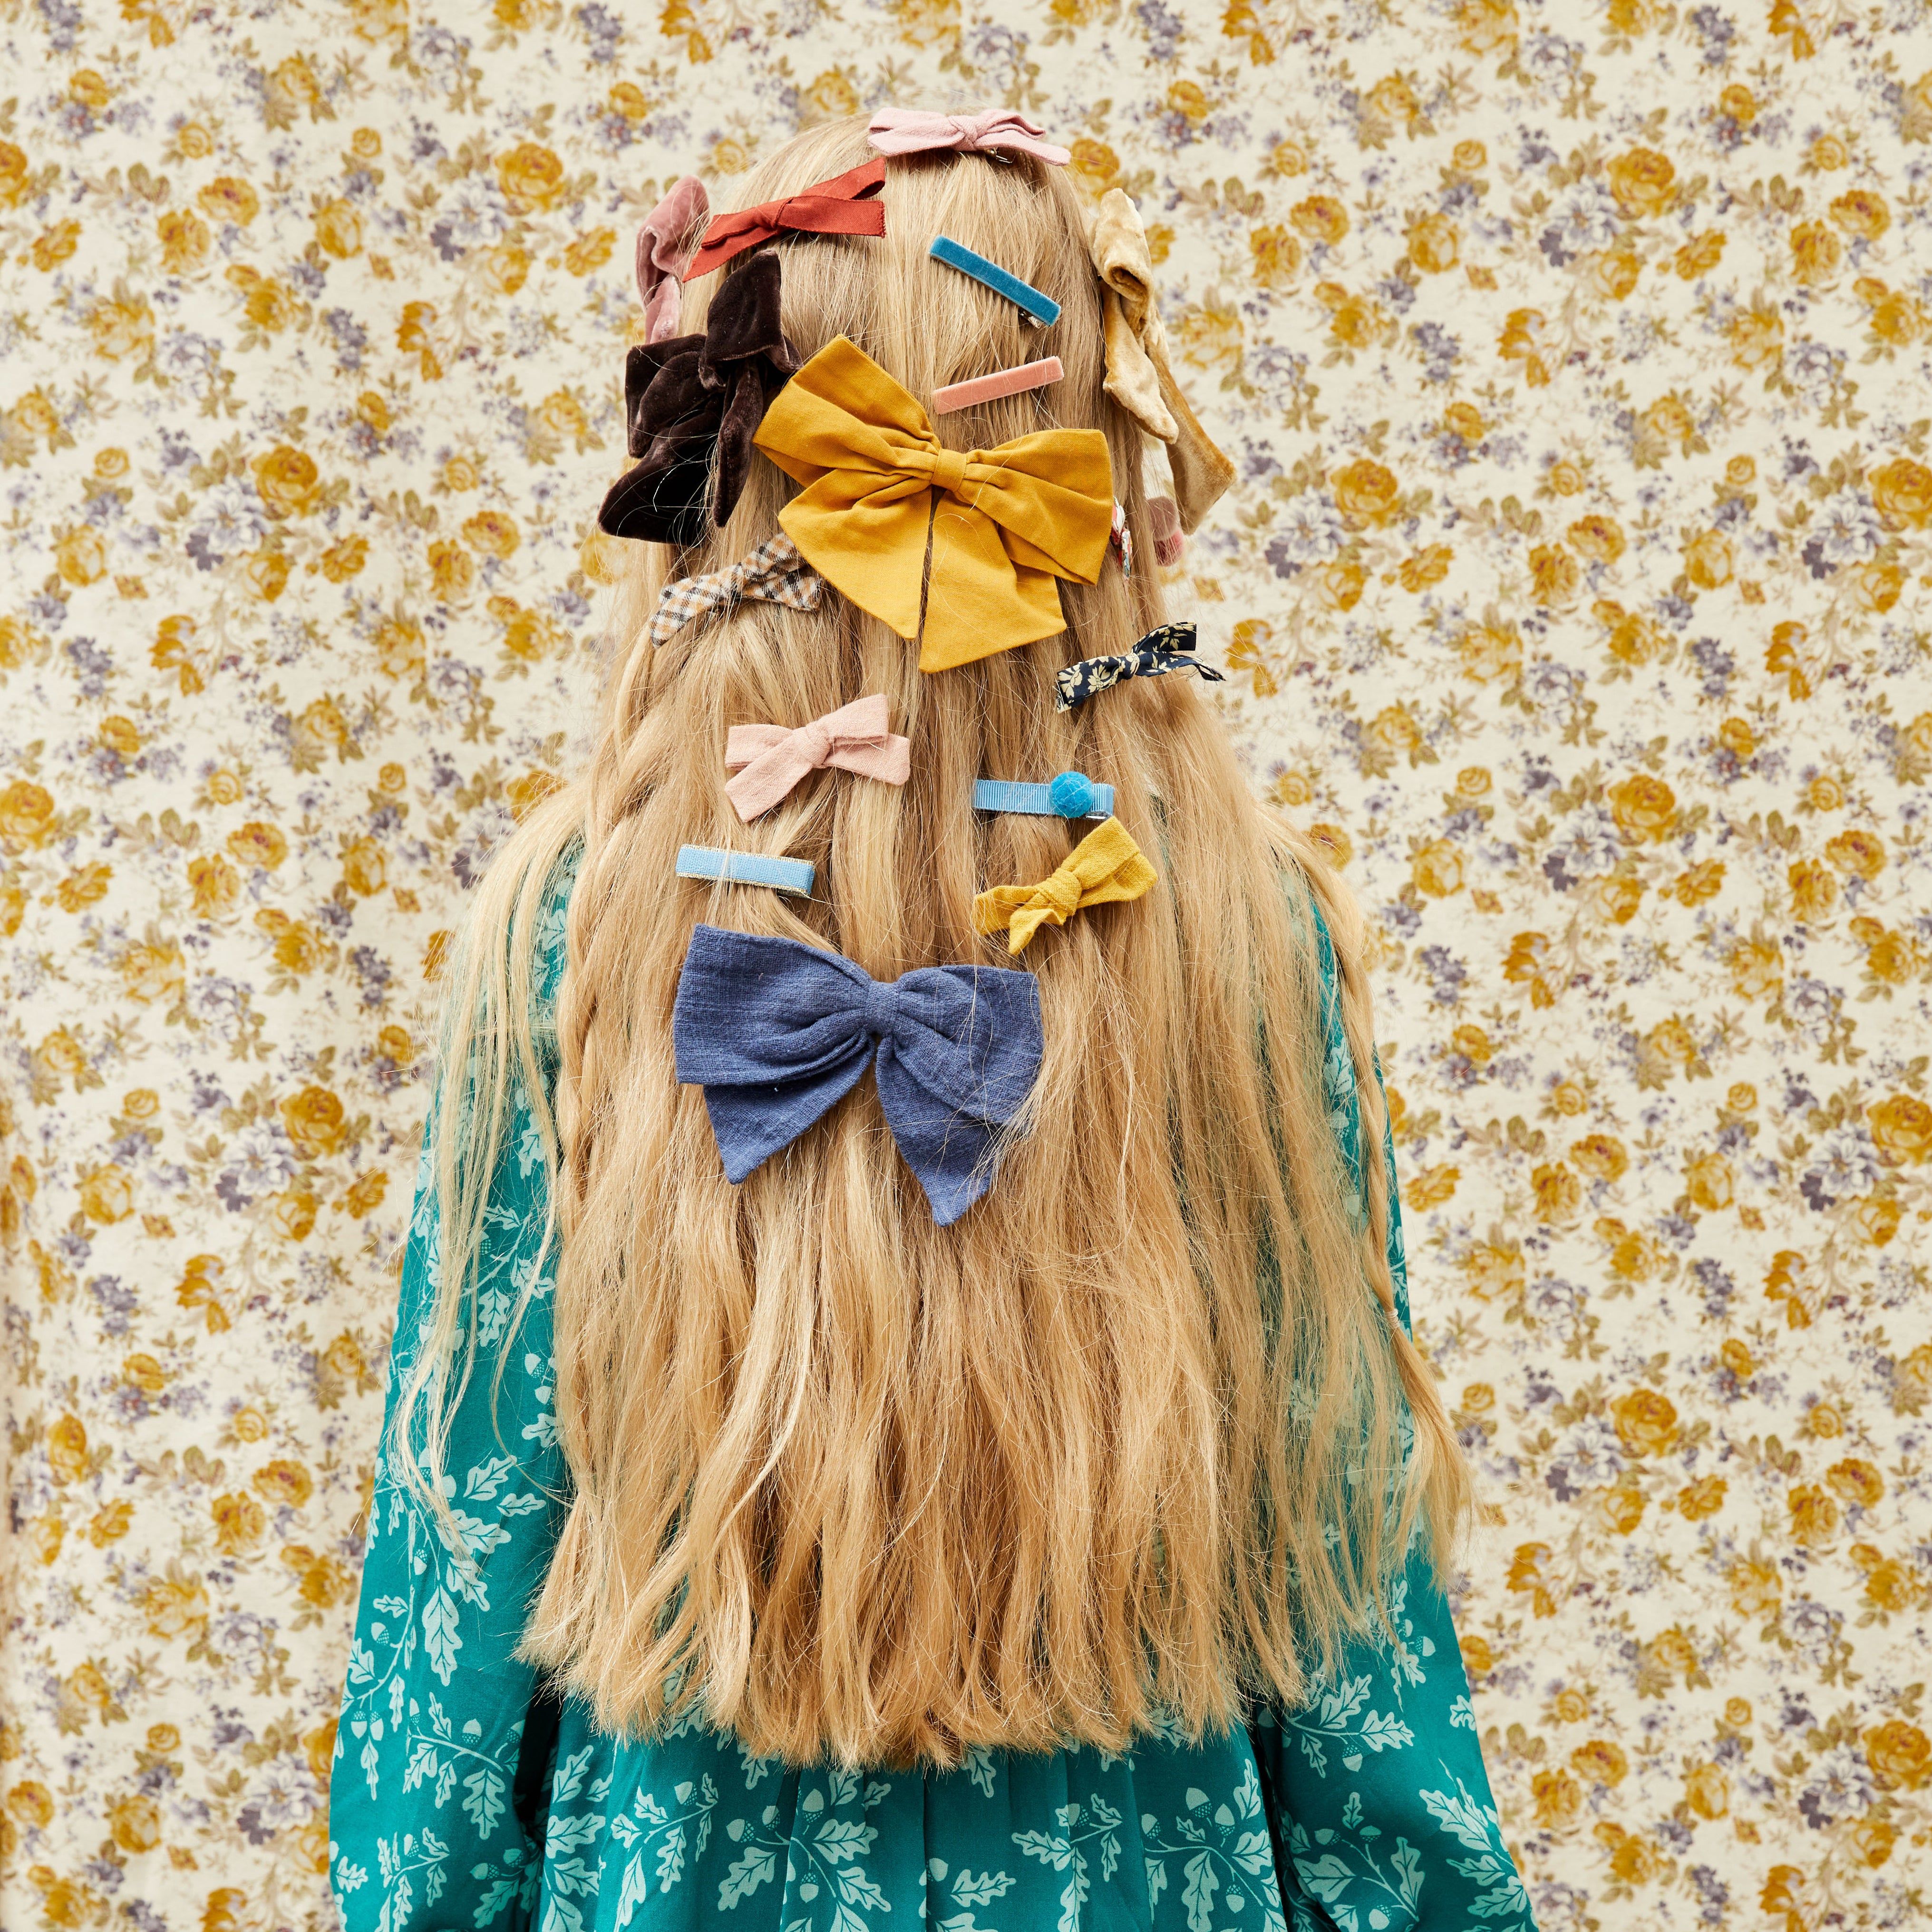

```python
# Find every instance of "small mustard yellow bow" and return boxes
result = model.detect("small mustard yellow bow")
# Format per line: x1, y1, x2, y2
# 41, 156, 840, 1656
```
974, 817, 1157, 952
751, 335, 1114, 673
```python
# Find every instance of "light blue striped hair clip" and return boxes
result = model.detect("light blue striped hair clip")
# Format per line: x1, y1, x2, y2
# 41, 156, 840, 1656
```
929, 236, 1061, 326
972, 771, 1115, 820
676, 845, 816, 898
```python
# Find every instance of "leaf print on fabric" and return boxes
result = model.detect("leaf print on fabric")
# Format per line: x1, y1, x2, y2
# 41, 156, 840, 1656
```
605, 1775, 717, 1928
374, 1826, 451, 1932
514, 1102, 550, 1182
1287, 1672, 1417, 1777
1415, 1776, 1534, 1925
722, 1775, 895, 1929
1418, 1778, 1499, 1854
718, 1810, 779, 1910
472, 1861, 540, 1931
962, 1745, 999, 1796
951, 1869, 1014, 1907
550, 1743, 597, 1805
463, 1761, 507, 1836
328, 983, 567, 1932
1288, 1814, 1425, 1932
1254, 1524, 1536, 1932
544, 1808, 605, 1859
397, 1694, 517, 1846
1183, 1852, 1219, 1932
1140, 1762, 1287, 1932
1449, 1852, 1532, 1926
1013, 1797, 1123, 1932
540, 1886, 588, 1932
419, 1587, 462, 1685
927, 1857, 1016, 1932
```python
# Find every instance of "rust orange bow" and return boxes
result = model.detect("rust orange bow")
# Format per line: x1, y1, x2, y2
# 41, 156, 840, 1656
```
684, 157, 886, 281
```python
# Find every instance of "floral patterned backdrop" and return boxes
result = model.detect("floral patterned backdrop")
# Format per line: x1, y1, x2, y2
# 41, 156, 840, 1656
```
2, 1, 1929, 1928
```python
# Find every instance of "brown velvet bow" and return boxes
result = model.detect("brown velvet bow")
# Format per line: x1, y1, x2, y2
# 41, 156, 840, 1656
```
597, 252, 799, 549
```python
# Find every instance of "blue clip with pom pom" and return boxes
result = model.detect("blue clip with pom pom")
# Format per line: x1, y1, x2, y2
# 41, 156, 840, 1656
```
972, 771, 1115, 820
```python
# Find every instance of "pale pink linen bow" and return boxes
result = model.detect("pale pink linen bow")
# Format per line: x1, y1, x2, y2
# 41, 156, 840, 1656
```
866, 107, 1071, 166
635, 175, 709, 343
724, 694, 912, 821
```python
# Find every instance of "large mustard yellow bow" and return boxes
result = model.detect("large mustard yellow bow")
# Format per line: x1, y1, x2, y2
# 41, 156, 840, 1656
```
751, 335, 1114, 673
974, 817, 1156, 952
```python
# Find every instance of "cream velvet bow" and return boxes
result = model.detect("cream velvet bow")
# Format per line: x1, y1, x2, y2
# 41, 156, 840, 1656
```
1086, 189, 1237, 534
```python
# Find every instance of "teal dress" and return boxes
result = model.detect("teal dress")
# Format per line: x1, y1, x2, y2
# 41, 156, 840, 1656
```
328, 871, 1537, 1932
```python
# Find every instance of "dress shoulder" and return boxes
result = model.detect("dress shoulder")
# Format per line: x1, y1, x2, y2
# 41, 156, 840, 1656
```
526, 840, 580, 1063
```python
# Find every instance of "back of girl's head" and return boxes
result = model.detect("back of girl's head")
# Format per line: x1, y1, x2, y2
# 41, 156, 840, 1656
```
412, 111, 1473, 1771
592, 122, 1165, 982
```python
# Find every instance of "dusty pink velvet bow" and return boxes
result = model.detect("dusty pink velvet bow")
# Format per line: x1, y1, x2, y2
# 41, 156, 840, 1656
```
724, 694, 912, 822
866, 107, 1070, 166
636, 176, 710, 343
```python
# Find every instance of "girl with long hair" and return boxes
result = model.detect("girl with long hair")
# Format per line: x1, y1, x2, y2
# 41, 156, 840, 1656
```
329, 112, 1536, 1932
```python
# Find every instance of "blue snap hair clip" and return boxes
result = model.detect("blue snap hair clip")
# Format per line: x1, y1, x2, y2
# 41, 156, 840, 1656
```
929, 236, 1061, 326
676, 845, 816, 898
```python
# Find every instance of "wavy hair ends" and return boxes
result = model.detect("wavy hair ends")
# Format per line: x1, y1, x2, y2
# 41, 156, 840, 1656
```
396, 113, 1476, 1771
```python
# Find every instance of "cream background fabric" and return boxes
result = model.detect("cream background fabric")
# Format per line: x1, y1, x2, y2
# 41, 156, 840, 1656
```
2, 5, 1929, 1928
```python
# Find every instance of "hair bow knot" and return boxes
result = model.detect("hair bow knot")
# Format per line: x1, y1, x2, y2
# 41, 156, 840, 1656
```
974, 816, 1156, 952
861, 976, 899, 1042
1054, 620, 1226, 710
635, 175, 709, 343
866, 107, 1070, 166
598, 253, 798, 549
923, 446, 972, 496
1030, 867, 1086, 923
683, 157, 886, 281
1086, 189, 1236, 534
672, 924, 1043, 1224
752, 335, 1113, 672
724, 693, 912, 820
649, 533, 824, 646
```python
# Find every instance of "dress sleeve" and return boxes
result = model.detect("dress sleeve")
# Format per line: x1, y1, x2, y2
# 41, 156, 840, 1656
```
1253, 901, 1538, 1932
329, 870, 576, 1932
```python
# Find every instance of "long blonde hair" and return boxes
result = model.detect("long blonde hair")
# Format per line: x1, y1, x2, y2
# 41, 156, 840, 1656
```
398, 117, 1474, 1771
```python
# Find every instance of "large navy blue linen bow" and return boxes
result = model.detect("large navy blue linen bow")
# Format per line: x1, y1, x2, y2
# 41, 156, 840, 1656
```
671, 924, 1044, 1226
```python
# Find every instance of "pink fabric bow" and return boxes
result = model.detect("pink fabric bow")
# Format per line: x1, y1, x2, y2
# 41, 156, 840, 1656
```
635, 176, 709, 343
866, 107, 1071, 166
724, 694, 912, 821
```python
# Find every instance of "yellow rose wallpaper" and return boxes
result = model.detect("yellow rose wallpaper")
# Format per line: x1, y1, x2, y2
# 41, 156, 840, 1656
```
2, 4, 1930, 1930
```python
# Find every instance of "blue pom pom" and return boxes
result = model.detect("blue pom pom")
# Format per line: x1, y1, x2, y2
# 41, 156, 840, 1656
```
1048, 770, 1095, 818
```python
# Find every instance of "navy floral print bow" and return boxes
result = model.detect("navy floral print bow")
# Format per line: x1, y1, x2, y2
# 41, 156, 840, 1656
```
1054, 621, 1226, 710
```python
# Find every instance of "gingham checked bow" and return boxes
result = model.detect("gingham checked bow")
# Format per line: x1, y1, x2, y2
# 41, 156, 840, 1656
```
648, 534, 825, 647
